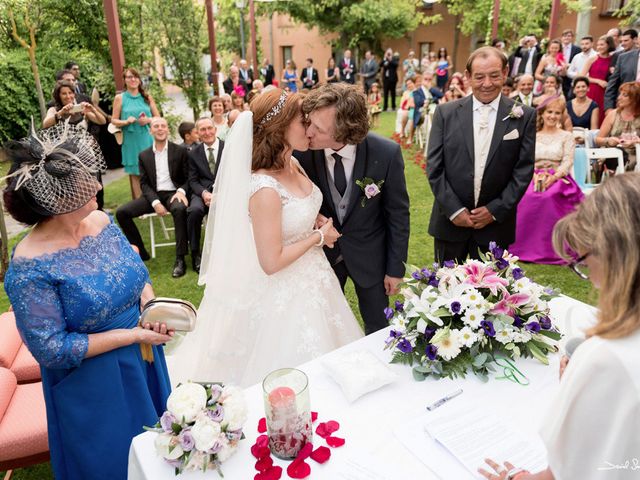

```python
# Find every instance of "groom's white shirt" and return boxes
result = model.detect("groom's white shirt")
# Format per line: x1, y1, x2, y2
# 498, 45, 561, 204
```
324, 144, 357, 185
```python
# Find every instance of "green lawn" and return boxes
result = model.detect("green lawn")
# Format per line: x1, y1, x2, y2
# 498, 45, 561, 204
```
0, 109, 595, 479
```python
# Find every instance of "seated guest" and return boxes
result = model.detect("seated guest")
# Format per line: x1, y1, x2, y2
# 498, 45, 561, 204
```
480, 172, 640, 480
208, 96, 230, 141
3, 128, 172, 480
178, 121, 199, 152
567, 77, 599, 134
501, 77, 515, 97
116, 117, 190, 276
596, 81, 640, 170
533, 74, 572, 130
512, 74, 534, 107
187, 117, 225, 273
412, 71, 443, 134
220, 93, 233, 113
440, 74, 466, 103
394, 77, 416, 146
510, 97, 583, 264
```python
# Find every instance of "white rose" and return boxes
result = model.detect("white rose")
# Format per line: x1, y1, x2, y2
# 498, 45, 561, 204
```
216, 437, 236, 462
167, 383, 208, 423
185, 451, 207, 471
219, 387, 248, 431
154, 433, 184, 460
191, 415, 222, 452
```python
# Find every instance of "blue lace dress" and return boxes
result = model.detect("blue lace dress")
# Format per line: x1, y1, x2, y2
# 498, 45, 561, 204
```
4, 220, 171, 480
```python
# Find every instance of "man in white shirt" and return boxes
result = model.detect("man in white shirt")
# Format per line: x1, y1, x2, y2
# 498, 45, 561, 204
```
300, 58, 319, 90
116, 117, 190, 276
512, 74, 534, 107
567, 36, 597, 80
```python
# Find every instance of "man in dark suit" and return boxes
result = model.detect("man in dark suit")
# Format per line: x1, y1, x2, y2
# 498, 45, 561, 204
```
609, 29, 638, 75
116, 117, 190, 277
559, 29, 581, 98
412, 71, 443, 130
187, 117, 224, 273
260, 58, 275, 86
300, 58, 320, 90
604, 47, 640, 113
339, 50, 356, 85
296, 83, 410, 334
239, 59, 254, 88
359, 50, 379, 95
381, 48, 399, 111
223, 66, 249, 98
509, 35, 541, 77
427, 46, 535, 263
64, 61, 88, 96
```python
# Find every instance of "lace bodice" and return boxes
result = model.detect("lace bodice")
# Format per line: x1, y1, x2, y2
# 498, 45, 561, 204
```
250, 173, 323, 245
535, 129, 575, 176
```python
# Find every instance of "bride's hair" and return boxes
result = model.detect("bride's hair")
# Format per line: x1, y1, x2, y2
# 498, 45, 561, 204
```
251, 88, 302, 171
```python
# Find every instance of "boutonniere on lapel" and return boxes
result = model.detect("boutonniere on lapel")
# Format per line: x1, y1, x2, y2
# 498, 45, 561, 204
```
355, 177, 384, 207
502, 99, 524, 121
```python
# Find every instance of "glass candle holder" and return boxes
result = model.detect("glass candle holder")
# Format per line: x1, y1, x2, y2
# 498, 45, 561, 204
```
262, 368, 312, 459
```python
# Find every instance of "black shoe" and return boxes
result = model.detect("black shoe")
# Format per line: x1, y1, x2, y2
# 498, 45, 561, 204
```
172, 258, 186, 278
192, 254, 201, 274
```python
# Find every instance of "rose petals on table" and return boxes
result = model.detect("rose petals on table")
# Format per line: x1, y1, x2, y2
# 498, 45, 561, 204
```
251, 434, 270, 459
296, 442, 313, 460
255, 455, 273, 472
255, 465, 283, 480
315, 420, 340, 438
287, 459, 311, 479
311, 412, 318, 423
310, 446, 331, 464
325, 436, 345, 448
258, 417, 267, 433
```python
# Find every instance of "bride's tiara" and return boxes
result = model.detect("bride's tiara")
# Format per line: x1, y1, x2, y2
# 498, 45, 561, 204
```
259, 92, 288, 125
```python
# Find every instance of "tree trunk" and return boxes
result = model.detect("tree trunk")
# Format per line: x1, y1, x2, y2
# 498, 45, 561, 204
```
29, 48, 47, 121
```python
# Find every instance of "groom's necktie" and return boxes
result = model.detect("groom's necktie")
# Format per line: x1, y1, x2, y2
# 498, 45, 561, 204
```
207, 147, 216, 172
332, 153, 347, 196
474, 104, 493, 206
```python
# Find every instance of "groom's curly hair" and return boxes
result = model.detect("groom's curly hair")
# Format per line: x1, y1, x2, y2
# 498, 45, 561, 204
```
302, 83, 369, 145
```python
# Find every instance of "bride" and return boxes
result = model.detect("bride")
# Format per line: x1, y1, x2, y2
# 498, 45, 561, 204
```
168, 89, 364, 387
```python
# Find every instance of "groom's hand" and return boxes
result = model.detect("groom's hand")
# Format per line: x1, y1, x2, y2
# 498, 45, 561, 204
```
314, 213, 329, 229
202, 190, 213, 207
384, 275, 402, 296
470, 207, 494, 229
452, 209, 474, 228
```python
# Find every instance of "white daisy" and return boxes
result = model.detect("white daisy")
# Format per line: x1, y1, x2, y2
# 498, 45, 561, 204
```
494, 323, 516, 345
458, 326, 478, 348
432, 329, 462, 360
462, 309, 484, 329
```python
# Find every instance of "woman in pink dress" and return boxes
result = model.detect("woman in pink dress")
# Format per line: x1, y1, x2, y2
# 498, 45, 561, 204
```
580, 35, 615, 126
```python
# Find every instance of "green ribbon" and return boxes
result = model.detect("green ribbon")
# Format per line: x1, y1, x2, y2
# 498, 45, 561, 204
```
493, 356, 530, 386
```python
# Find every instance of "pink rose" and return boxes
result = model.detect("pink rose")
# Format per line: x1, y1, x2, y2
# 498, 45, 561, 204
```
512, 106, 524, 118
364, 183, 380, 199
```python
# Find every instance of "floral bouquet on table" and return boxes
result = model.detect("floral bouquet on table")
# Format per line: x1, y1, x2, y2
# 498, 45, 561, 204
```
384, 243, 562, 382
145, 382, 247, 476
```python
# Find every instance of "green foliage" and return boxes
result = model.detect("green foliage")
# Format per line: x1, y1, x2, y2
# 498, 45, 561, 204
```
614, 0, 640, 25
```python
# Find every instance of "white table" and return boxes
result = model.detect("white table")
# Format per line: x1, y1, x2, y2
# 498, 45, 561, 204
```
128, 296, 597, 479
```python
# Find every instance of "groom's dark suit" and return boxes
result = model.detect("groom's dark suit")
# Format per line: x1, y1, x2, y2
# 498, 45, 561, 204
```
296, 133, 410, 334
427, 94, 535, 262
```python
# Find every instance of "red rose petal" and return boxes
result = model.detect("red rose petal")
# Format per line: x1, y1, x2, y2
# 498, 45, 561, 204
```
287, 459, 311, 479
258, 417, 267, 433
296, 442, 313, 460
326, 436, 346, 448
310, 446, 331, 464
251, 445, 271, 459
256, 434, 269, 448
311, 411, 318, 423
315, 422, 329, 438
255, 465, 283, 480
255, 455, 273, 472
325, 420, 340, 434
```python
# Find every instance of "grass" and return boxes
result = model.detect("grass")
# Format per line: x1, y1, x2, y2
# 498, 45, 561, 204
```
0, 109, 595, 479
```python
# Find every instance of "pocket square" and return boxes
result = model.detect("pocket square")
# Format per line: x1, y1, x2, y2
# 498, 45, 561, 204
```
503, 129, 519, 141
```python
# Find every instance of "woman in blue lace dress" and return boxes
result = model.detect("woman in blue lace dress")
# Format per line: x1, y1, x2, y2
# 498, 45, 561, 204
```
2, 126, 173, 480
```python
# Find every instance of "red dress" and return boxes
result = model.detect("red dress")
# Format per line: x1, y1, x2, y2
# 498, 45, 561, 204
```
586, 56, 611, 126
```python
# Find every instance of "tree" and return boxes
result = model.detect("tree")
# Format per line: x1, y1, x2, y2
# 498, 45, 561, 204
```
614, 1, 640, 26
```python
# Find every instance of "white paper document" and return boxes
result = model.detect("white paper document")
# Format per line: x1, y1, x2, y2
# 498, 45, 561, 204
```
424, 409, 547, 478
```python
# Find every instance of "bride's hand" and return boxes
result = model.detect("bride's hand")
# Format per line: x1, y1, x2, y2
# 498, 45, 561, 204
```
314, 213, 329, 229
320, 218, 341, 248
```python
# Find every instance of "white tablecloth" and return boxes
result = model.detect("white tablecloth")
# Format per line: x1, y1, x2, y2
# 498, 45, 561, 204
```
128, 296, 597, 479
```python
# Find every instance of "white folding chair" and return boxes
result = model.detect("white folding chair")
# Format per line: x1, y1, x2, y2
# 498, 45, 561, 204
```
582, 148, 625, 193
140, 213, 175, 259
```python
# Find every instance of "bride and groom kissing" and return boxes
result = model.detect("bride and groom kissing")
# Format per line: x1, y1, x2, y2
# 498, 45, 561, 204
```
168, 83, 410, 387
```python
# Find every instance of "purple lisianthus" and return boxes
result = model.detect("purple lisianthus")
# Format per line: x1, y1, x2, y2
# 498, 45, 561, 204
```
428, 275, 440, 288
179, 429, 195, 451
539, 316, 552, 330
480, 320, 496, 337
512, 268, 525, 280
207, 405, 225, 423
443, 260, 455, 268
450, 301, 462, 314
384, 307, 394, 320
425, 344, 438, 361
525, 321, 541, 333
385, 329, 401, 345
489, 241, 504, 259
424, 327, 436, 340
166, 459, 183, 469
496, 258, 509, 270
208, 384, 223, 404
397, 339, 413, 353
544, 287, 557, 296
160, 411, 177, 433
207, 440, 224, 454
411, 270, 424, 280
513, 315, 524, 328
394, 300, 404, 312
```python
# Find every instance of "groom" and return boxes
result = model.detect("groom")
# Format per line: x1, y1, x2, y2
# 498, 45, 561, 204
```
296, 83, 410, 335
427, 46, 535, 263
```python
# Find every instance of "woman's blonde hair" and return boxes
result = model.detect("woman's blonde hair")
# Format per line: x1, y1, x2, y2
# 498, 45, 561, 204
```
552, 173, 640, 339
536, 96, 565, 131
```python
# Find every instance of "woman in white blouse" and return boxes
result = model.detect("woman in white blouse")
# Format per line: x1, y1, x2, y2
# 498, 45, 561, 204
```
479, 172, 640, 480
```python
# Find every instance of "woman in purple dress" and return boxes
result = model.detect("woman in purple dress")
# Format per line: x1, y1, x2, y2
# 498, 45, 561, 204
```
510, 97, 584, 264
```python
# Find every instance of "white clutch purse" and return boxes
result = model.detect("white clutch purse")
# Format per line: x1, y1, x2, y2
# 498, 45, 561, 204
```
139, 297, 197, 332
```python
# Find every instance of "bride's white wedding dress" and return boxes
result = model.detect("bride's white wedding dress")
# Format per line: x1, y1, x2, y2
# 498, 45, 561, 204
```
167, 112, 363, 388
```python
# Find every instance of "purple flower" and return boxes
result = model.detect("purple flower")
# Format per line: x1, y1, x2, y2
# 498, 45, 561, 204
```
424, 327, 436, 340
539, 316, 552, 330
207, 405, 225, 422
166, 459, 183, 469
428, 276, 440, 288
179, 430, 195, 451
384, 307, 394, 320
364, 183, 381, 199
397, 339, 413, 353
450, 301, 462, 314
411, 271, 423, 280
513, 315, 524, 328
496, 258, 509, 270
512, 268, 525, 280
443, 260, 455, 268
480, 320, 496, 337
488, 241, 497, 251
394, 300, 404, 312
525, 321, 541, 333
425, 344, 438, 361
226, 429, 243, 442
389, 329, 401, 338
207, 440, 223, 454
208, 384, 223, 404
160, 411, 177, 433
544, 287, 557, 296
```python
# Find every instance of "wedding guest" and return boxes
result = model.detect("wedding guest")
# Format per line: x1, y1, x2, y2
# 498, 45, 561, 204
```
259, 58, 275, 86
510, 97, 583, 264
480, 172, 640, 480
581, 35, 615, 126
595, 82, 640, 170
532, 74, 562, 107
559, 30, 581, 98
112, 67, 160, 199
604, 40, 640, 113
223, 65, 249, 98
368, 82, 382, 128
339, 50, 356, 84
116, 117, 190, 276
220, 93, 233, 113
208, 96, 230, 141
412, 71, 443, 134
403, 50, 420, 83
3, 129, 172, 480
567, 36, 597, 83
567, 77, 599, 132
381, 49, 399, 111
326, 57, 340, 84
281, 59, 299, 93
435, 47, 453, 90
501, 77, 515, 97
300, 57, 319, 90
43, 80, 105, 129
440, 74, 466, 103
178, 121, 199, 152
512, 74, 534, 107
231, 91, 248, 111
64, 61, 87, 96
395, 77, 416, 145
239, 59, 253, 88
534, 39, 568, 87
